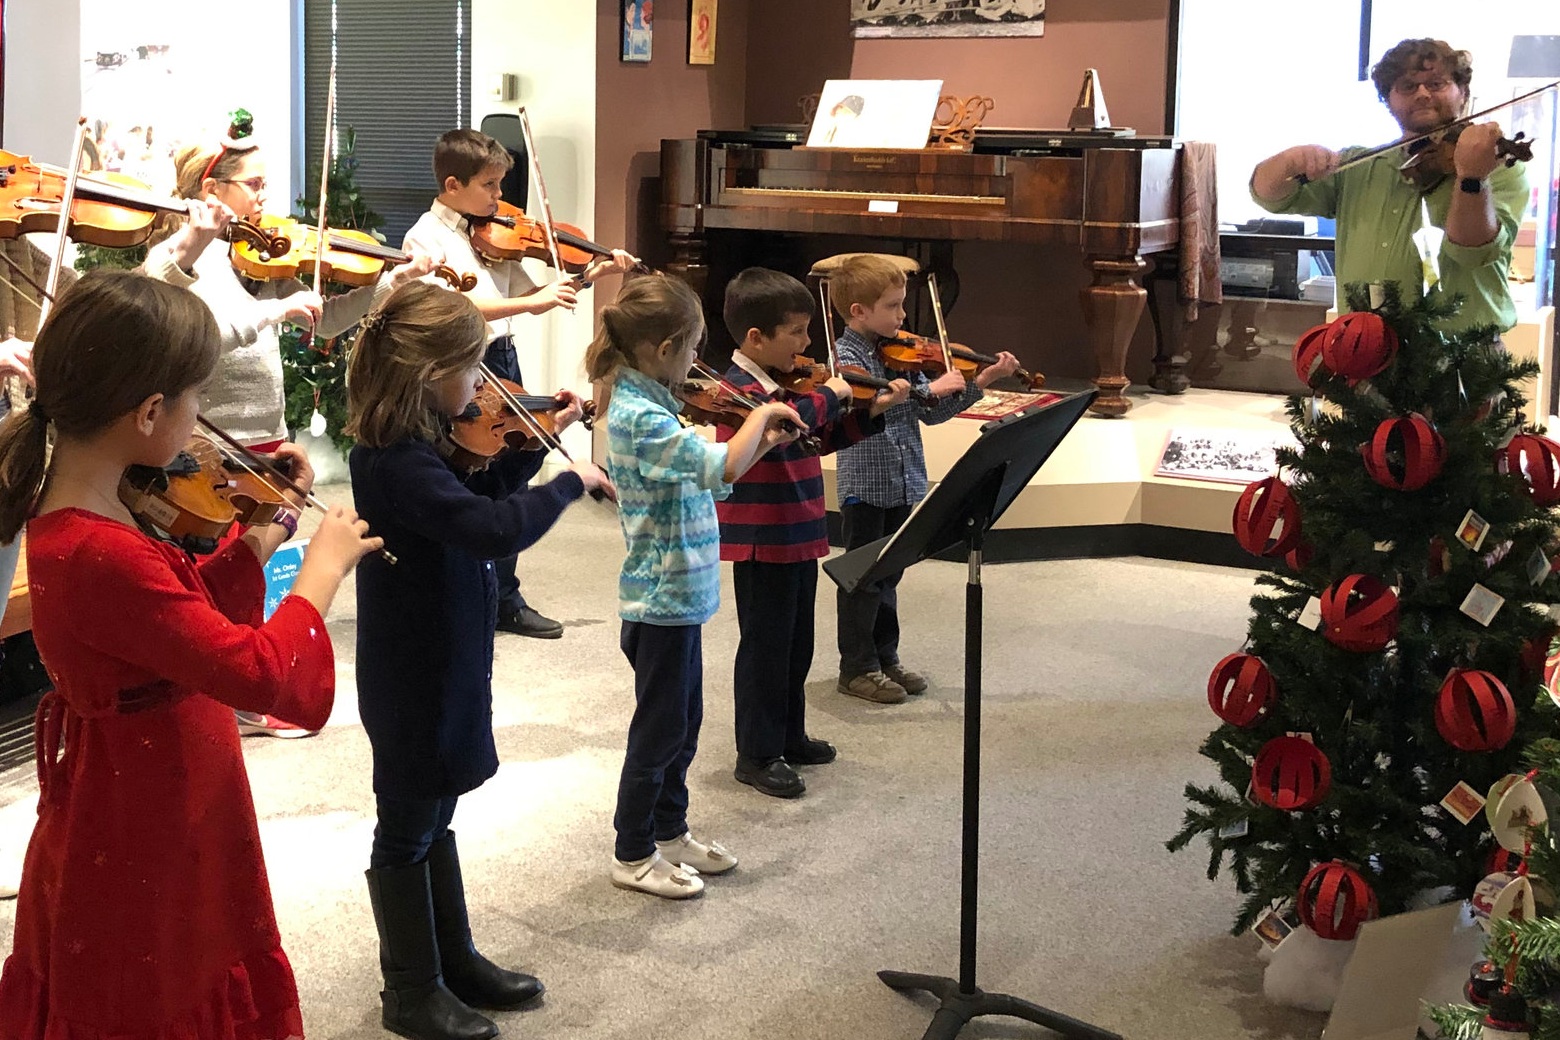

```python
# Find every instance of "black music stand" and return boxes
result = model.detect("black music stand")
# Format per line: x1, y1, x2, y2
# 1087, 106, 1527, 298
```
823, 390, 1121, 1040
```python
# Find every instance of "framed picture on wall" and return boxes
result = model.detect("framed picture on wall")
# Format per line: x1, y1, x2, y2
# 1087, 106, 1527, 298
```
687, 0, 717, 66
622, 0, 653, 63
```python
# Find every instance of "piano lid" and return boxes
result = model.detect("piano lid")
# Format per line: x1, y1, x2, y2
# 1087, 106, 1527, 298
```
694, 125, 1175, 154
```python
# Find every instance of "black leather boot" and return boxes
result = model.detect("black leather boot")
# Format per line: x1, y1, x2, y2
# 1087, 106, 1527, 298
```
365, 860, 499, 1040
427, 831, 546, 1010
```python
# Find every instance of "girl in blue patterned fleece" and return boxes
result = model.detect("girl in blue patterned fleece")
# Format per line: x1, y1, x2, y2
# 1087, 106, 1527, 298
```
587, 275, 802, 900
346, 281, 612, 1040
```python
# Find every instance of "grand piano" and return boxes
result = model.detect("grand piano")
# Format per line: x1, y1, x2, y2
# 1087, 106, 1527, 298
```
659, 126, 1181, 417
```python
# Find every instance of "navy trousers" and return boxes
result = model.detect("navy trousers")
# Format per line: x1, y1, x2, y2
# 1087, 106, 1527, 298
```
483, 335, 528, 615
733, 559, 816, 762
371, 794, 459, 868
613, 621, 702, 861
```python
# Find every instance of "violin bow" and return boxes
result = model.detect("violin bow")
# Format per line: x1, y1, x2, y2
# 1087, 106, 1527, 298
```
1298, 77, 1559, 184
307, 54, 338, 350
476, 363, 613, 502
926, 273, 955, 373
194, 416, 398, 563
0, 253, 54, 312
515, 107, 567, 283
38, 123, 93, 328
817, 281, 841, 378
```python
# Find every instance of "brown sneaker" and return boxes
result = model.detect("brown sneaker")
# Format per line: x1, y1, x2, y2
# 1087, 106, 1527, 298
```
882, 664, 928, 695
837, 671, 908, 704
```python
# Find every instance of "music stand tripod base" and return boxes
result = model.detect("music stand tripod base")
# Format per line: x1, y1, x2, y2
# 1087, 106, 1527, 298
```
879, 970, 1122, 1040
823, 392, 1118, 1040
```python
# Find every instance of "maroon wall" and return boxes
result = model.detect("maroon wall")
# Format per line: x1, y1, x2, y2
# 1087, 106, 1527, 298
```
594, 0, 751, 266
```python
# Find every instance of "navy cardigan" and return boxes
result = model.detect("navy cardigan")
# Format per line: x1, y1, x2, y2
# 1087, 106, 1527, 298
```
351, 439, 585, 798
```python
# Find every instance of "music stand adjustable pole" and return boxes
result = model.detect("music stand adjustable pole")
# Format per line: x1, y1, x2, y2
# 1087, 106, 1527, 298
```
878, 485, 1121, 1040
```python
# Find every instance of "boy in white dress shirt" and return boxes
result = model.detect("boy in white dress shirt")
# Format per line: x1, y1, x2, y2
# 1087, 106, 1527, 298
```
404, 129, 637, 638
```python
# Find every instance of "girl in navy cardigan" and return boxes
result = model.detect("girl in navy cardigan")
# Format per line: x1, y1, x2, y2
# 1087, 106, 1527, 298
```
346, 281, 612, 1040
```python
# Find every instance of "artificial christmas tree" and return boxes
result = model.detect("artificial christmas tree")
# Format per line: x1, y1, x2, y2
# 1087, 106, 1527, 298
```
1169, 283, 1560, 950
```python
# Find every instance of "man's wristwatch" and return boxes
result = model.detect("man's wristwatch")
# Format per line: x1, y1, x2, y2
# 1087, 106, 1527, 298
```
1459, 176, 1485, 195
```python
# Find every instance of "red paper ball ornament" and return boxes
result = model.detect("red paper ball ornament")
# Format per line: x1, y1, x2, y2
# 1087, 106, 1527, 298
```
1521, 626, 1558, 678
1232, 477, 1303, 558
1498, 434, 1560, 506
1284, 542, 1314, 572
1361, 414, 1445, 491
1251, 736, 1332, 811
1435, 668, 1517, 752
1320, 574, 1399, 652
1298, 861, 1378, 941
1292, 323, 1332, 386
1322, 311, 1398, 383
1207, 653, 1276, 727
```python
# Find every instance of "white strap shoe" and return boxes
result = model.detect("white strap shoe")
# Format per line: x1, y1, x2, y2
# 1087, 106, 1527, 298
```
611, 851, 705, 899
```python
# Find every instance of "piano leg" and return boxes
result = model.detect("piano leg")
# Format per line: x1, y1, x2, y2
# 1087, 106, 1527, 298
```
666, 230, 709, 298
1080, 256, 1148, 418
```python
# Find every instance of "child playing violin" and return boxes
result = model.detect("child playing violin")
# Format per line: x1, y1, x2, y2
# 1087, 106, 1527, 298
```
346, 281, 610, 1040
0, 269, 382, 1039
404, 128, 636, 641
588, 274, 802, 898
143, 113, 433, 737
717, 268, 910, 799
831, 255, 1020, 704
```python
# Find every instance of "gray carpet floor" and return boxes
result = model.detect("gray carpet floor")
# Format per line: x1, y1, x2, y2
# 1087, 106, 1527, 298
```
0, 487, 1327, 1040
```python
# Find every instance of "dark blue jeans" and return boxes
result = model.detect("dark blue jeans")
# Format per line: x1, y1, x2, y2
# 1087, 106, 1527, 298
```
483, 335, 527, 615
613, 621, 703, 861
836, 502, 912, 677
372, 794, 459, 868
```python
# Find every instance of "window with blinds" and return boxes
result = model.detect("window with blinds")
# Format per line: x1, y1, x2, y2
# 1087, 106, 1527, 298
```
303, 0, 470, 245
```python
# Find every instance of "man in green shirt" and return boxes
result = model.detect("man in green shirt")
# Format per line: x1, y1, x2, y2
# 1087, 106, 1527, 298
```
1251, 37, 1528, 333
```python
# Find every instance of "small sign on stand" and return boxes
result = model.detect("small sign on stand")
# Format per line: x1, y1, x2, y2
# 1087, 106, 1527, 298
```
263, 540, 308, 621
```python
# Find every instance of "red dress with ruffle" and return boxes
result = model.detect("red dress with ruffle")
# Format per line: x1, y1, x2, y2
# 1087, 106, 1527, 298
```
0, 509, 335, 1040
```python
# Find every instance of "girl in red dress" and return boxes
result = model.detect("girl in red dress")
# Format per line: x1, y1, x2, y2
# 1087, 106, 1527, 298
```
0, 269, 383, 1040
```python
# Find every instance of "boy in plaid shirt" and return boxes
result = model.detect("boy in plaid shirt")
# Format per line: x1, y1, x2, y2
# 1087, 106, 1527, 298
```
831, 255, 1019, 703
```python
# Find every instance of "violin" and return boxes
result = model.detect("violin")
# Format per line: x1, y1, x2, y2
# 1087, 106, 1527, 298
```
673, 376, 821, 456
880, 332, 1047, 390
1398, 125, 1534, 193
770, 354, 931, 407
119, 435, 291, 555
467, 200, 646, 275
0, 149, 289, 257
440, 377, 577, 471
231, 215, 477, 292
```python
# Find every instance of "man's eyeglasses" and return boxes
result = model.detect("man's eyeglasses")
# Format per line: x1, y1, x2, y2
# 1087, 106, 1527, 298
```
218, 176, 267, 194
1391, 78, 1454, 97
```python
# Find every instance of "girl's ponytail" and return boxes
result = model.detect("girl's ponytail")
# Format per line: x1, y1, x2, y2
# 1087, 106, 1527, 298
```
0, 406, 53, 543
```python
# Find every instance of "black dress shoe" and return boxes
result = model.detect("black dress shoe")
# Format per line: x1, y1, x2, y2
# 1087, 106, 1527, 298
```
496, 606, 563, 639
784, 736, 838, 765
734, 757, 806, 798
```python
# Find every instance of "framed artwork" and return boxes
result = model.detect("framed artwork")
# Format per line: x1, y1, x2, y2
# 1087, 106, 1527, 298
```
850, 0, 1046, 40
622, 0, 653, 64
1155, 428, 1296, 485
687, 0, 717, 66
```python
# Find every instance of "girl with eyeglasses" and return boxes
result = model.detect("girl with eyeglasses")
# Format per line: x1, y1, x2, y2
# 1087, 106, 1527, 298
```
144, 114, 434, 452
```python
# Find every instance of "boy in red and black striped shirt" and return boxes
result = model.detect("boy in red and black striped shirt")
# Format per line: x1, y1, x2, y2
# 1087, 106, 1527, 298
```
716, 268, 910, 799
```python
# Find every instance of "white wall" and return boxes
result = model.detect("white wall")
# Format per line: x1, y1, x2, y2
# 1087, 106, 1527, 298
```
3, 0, 84, 165
471, 0, 598, 462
